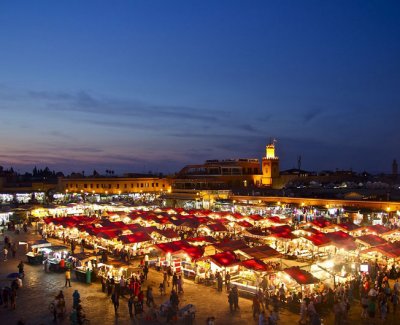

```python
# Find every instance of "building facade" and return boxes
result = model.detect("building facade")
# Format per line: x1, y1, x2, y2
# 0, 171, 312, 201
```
58, 176, 171, 194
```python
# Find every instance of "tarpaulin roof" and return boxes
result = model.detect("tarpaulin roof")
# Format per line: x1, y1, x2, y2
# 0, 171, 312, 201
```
336, 222, 361, 232
310, 218, 331, 229
180, 246, 205, 261
207, 251, 240, 267
213, 240, 249, 252
154, 229, 180, 239
236, 220, 253, 228
241, 259, 269, 272
248, 214, 263, 221
155, 240, 192, 254
203, 223, 228, 232
361, 242, 400, 259
304, 233, 332, 247
239, 245, 280, 260
326, 231, 357, 250
284, 267, 320, 285
364, 225, 390, 235
186, 236, 216, 244
118, 232, 153, 244
356, 234, 387, 247
267, 225, 292, 234
96, 230, 120, 240
266, 216, 285, 224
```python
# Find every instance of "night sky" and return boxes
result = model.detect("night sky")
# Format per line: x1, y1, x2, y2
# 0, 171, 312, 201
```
0, 1, 399, 175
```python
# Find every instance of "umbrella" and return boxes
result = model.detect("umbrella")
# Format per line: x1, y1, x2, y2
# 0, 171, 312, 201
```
7, 272, 20, 279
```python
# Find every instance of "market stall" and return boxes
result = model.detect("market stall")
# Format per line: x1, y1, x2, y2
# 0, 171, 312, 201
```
42, 245, 70, 272
281, 266, 320, 299
230, 259, 270, 296
25, 239, 52, 264
72, 252, 99, 283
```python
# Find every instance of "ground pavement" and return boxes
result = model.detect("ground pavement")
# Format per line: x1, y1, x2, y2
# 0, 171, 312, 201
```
0, 228, 400, 325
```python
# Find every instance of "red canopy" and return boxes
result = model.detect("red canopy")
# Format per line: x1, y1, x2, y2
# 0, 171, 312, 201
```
311, 217, 331, 229
155, 240, 191, 254
241, 259, 269, 272
304, 233, 331, 247
356, 234, 387, 247
237, 220, 253, 228
118, 232, 153, 244
181, 246, 205, 261
240, 245, 280, 260
336, 222, 361, 232
205, 223, 228, 232
154, 229, 180, 239
284, 267, 319, 285
208, 251, 239, 267
248, 214, 263, 221
326, 231, 357, 250
213, 240, 248, 252
365, 225, 390, 235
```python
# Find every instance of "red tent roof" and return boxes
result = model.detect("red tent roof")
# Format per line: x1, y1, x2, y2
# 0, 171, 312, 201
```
365, 225, 390, 235
154, 229, 180, 239
248, 214, 263, 221
241, 259, 269, 272
208, 251, 239, 267
181, 246, 205, 261
311, 217, 331, 229
284, 267, 320, 285
240, 245, 280, 260
213, 240, 248, 252
155, 240, 191, 254
97, 230, 120, 240
304, 233, 331, 247
267, 225, 292, 234
326, 231, 357, 250
237, 220, 253, 228
361, 242, 400, 259
118, 232, 153, 244
204, 223, 228, 232
336, 222, 361, 232
186, 236, 216, 244
356, 234, 387, 247
266, 216, 285, 224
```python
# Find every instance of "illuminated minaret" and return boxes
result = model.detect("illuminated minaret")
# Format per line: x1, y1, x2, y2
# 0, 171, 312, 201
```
262, 139, 280, 186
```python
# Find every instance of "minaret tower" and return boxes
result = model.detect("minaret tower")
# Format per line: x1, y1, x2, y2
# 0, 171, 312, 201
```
262, 139, 280, 186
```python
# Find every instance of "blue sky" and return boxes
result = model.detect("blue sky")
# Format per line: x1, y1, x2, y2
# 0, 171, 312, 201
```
0, 1, 399, 174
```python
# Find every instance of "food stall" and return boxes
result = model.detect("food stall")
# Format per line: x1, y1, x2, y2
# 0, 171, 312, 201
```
72, 252, 99, 283
280, 266, 320, 299
25, 239, 52, 264
42, 245, 70, 272
199, 251, 240, 285
230, 259, 270, 296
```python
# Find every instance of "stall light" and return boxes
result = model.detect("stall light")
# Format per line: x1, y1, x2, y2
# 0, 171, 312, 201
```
325, 260, 334, 269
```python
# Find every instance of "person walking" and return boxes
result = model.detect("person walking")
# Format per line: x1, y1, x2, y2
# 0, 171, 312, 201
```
3, 247, 8, 261
252, 294, 261, 320
128, 293, 134, 318
177, 275, 184, 294
65, 269, 72, 287
172, 272, 178, 292
146, 286, 154, 307
392, 292, 399, 313
228, 289, 235, 313
111, 291, 119, 315
225, 271, 231, 291
232, 285, 239, 311
11, 242, 17, 258
143, 264, 149, 280
72, 290, 80, 309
